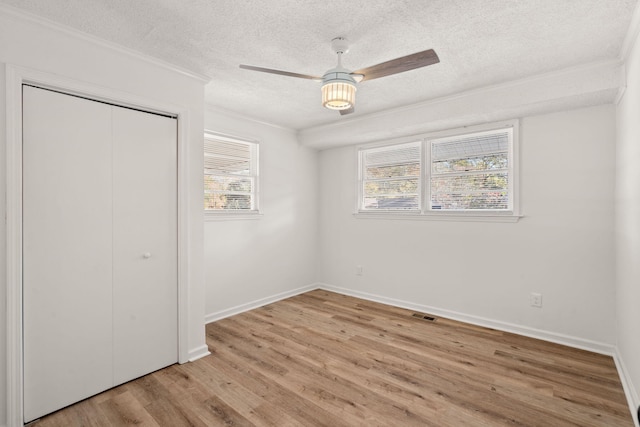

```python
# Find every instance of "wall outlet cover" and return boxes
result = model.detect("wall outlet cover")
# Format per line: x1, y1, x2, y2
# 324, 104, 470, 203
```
530, 292, 542, 308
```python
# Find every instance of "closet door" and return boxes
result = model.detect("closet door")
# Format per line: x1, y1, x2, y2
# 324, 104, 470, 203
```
112, 107, 177, 385
23, 86, 178, 422
23, 86, 114, 422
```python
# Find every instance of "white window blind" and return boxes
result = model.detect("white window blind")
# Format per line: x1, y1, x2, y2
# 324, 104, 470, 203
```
204, 133, 258, 212
430, 128, 512, 211
360, 141, 421, 210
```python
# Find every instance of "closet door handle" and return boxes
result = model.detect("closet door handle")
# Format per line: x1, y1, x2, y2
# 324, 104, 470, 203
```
143, 252, 152, 259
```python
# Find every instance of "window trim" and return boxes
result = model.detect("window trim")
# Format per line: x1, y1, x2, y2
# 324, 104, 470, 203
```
204, 131, 261, 220
355, 120, 520, 222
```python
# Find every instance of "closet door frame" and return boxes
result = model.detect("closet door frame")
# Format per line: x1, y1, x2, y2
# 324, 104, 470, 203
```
5, 65, 192, 426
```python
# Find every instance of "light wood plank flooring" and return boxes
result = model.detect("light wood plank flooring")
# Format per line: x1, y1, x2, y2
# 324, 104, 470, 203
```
31, 290, 633, 426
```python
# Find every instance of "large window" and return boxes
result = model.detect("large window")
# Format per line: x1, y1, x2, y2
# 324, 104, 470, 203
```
204, 132, 259, 216
358, 122, 518, 219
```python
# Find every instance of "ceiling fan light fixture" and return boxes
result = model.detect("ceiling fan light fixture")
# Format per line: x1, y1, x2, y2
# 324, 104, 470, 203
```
321, 69, 357, 110
239, 36, 439, 116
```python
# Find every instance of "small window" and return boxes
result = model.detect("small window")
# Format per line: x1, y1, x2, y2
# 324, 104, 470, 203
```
204, 132, 259, 216
357, 122, 518, 220
360, 141, 421, 211
429, 128, 512, 211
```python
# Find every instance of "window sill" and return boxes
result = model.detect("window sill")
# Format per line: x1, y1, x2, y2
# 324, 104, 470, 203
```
205, 211, 263, 221
353, 211, 521, 223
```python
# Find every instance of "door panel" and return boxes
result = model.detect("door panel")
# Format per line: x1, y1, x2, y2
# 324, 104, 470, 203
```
23, 86, 114, 422
112, 107, 178, 385
22, 86, 179, 422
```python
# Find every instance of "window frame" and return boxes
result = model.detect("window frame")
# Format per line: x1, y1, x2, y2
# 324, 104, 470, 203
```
356, 120, 520, 222
204, 131, 261, 220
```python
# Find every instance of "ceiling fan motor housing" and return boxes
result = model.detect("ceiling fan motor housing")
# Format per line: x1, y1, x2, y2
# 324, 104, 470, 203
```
321, 66, 357, 110
320, 37, 357, 111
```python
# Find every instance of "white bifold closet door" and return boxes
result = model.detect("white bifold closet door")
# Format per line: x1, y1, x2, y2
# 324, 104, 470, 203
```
22, 85, 178, 423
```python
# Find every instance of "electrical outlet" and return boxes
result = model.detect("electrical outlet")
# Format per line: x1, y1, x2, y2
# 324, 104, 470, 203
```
356, 265, 363, 276
530, 292, 542, 308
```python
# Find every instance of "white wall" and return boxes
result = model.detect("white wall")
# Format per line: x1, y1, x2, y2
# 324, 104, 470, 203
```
616, 15, 640, 414
203, 107, 319, 319
0, 63, 7, 427
319, 104, 616, 347
0, 7, 207, 426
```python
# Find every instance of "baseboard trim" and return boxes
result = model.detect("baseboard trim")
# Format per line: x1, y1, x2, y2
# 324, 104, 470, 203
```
187, 344, 211, 362
204, 283, 318, 324
613, 348, 640, 427
317, 283, 616, 356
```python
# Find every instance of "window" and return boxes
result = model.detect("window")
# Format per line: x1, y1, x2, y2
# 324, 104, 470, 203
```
429, 128, 511, 211
358, 122, 518, 220
204, 132, 259, 216
361, 141, 421, 211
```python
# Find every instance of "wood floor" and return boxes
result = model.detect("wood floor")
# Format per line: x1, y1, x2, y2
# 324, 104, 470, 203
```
31, 290, 633, 426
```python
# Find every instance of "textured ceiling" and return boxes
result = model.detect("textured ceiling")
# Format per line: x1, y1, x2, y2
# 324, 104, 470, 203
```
1, 0, 637, 130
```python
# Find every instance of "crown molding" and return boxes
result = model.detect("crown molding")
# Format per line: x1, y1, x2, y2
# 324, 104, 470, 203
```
204, 103, 298, 134
0, 3, 210, 84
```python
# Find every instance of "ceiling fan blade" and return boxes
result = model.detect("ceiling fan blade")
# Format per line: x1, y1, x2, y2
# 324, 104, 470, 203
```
352, 49, 439, 82
339, 106, 355, 115
239, 64, 322, 81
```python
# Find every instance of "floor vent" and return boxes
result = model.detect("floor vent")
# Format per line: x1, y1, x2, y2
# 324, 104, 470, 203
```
412, 313, 437, 322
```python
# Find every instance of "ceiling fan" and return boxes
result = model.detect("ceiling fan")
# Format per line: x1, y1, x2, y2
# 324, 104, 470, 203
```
239, 37, 439, 115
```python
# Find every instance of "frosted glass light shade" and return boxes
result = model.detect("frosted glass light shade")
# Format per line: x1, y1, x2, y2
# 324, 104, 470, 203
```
321, 81, 356, 110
